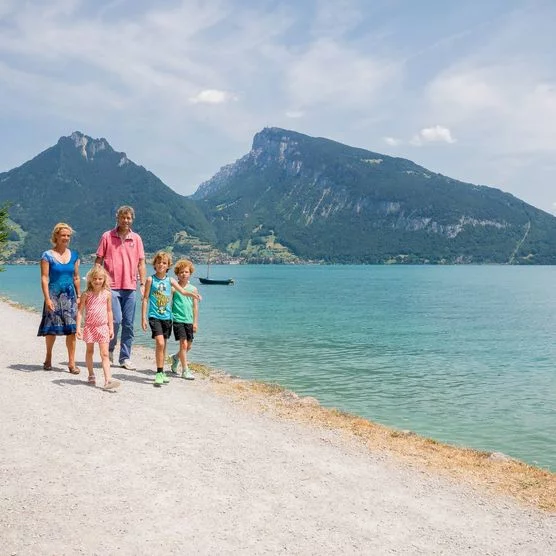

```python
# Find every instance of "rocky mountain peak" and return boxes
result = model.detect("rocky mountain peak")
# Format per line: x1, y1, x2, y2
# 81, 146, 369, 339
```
251, 127, 300, 162
61, 131, 116, 162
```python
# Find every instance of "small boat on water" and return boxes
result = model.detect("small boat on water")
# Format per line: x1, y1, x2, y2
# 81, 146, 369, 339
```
198, 254, 235, 286
199, 277, 235, 285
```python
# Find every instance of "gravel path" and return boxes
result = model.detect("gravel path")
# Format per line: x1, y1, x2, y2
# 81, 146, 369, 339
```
0, 300, 554, 555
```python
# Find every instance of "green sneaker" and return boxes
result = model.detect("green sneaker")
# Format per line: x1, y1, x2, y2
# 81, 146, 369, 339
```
154, 372, 164, 387
170, 354, 180, 374
181, 368, 195, 380
162, 371, 170, 384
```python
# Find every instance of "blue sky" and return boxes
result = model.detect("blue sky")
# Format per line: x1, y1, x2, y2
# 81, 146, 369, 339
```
1, 0, 555, 213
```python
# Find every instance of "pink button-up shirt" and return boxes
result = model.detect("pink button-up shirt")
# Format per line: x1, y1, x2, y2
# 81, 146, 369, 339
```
96, 228, 145, 290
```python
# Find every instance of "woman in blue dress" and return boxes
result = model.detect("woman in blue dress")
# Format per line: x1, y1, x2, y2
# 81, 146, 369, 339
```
37, 222, 81, 373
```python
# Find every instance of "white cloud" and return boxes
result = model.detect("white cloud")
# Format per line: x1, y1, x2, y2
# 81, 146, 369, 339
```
285, 39, 398, 109
189, 89, 237, 105
410, 125, 456, 146
426, 70, 504, 120
285, 110, 304, 119
384, 136, 401, 146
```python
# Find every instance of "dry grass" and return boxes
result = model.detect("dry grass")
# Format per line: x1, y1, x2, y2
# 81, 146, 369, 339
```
190, 363, 556, 513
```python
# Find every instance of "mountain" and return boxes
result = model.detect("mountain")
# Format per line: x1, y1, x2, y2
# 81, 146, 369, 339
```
194, 127, 556, 264
0, 132, 214, 260
2, 128, 556, 265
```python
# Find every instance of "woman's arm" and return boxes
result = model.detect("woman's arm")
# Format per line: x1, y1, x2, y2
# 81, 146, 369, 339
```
141, 277, 152, 331
73, 258, 81, 300
40, 258, 54, 312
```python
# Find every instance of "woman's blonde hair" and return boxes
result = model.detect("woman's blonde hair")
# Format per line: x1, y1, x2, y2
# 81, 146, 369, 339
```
50, 222, 73, 246
152, 250, 172, 266
85, 266, 111, 293
174, 258, 195, 275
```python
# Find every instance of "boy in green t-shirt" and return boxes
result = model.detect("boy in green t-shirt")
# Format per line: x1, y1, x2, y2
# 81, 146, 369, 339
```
170, 259, 199, 380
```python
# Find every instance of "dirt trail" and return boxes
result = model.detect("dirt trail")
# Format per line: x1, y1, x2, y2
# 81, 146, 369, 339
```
0, 300, 554, 555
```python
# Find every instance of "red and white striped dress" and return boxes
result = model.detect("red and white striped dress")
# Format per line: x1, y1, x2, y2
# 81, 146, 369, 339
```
82, 290, 111, 344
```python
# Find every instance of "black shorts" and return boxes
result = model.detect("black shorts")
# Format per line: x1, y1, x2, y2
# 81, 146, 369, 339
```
173, 322, 194, 342
149, 317, 172, 339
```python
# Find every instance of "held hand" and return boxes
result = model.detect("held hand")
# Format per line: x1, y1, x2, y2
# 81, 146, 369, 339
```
195, 292, 202, 302
76, 328, 83, 340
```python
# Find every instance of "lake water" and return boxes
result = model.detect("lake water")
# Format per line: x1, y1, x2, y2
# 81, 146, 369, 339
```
1, 264, 555, 470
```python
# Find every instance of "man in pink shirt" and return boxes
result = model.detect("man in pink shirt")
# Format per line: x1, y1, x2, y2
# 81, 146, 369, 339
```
95, 206, 146, 369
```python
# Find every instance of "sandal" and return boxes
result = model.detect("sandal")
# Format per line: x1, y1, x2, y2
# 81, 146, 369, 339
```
43, 363, 53, 371
68, 366, 81, 375
87, 375, 96, 385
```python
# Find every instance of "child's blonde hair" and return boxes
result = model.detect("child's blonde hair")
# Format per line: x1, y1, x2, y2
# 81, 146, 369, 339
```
152, 250, 172, 266
50, 222, 73, 246
174, 258, 195, 275
85, 266, 111, 293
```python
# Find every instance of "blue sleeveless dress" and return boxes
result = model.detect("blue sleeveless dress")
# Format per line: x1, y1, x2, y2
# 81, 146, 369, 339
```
37, 250, 79, 336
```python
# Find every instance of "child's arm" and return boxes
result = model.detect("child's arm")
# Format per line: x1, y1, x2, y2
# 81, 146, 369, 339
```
193, 287, 199, 332
106, 293, 114, 340
76, 293, 86, 339
170, 278, 202, 301
141, 277, 152, 331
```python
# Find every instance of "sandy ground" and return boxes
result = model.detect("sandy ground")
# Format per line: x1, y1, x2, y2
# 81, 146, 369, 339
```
0, 300, 554, 555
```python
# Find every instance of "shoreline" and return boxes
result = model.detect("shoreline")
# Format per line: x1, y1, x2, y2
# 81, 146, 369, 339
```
2, 295, 555, 512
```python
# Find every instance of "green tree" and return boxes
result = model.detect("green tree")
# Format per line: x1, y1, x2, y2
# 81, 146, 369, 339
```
0, 203, 10, 270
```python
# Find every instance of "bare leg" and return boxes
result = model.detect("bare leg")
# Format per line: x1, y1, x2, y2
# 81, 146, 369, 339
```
85, 343, 95, 380
44, 335, 56, 367
155, 336, 167, 368
99, 342, 113, 385
66, 334, 76, 369
178, 339, 188, 371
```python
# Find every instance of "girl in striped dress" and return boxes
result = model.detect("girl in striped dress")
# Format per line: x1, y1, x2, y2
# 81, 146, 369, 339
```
76, 267, 120, 390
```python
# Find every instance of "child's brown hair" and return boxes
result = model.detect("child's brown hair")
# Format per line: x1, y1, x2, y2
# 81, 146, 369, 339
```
174, 258, 195, 276
152, 250, 172, 266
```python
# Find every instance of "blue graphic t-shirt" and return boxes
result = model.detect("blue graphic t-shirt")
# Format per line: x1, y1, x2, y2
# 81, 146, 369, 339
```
148, 274, 172, 320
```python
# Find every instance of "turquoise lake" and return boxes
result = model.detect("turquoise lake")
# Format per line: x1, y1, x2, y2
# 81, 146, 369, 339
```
1, 264, 555, 470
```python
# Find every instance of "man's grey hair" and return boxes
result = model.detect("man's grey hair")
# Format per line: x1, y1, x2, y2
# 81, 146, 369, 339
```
116, 205, 135, 219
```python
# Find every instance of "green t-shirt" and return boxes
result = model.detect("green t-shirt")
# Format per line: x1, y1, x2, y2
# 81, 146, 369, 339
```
172, 282, 196, 323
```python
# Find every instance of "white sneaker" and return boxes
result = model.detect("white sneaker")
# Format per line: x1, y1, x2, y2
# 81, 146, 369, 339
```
121, 359, 136, 370
181, 368, 195, 380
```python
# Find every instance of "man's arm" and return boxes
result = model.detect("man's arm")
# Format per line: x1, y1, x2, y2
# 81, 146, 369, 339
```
138, 258, 146, 296
141, 276, 152, 331
95, 232, 107, 266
